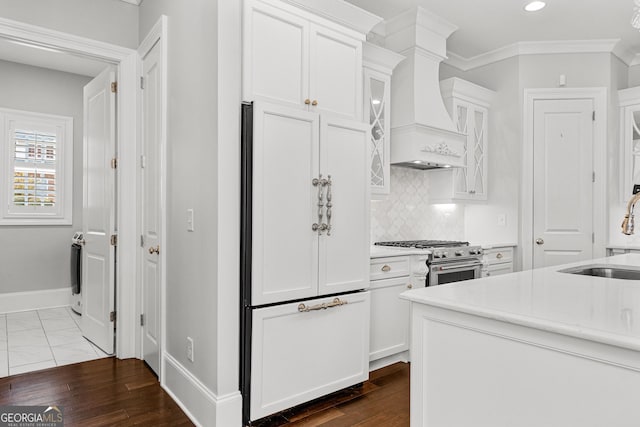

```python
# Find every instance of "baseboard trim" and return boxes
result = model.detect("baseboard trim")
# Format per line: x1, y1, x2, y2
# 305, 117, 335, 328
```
162, 352, 242, 427
0, 288, 70, 314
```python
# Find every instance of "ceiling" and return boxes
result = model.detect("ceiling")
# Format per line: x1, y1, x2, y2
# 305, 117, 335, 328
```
346, 0, 640, 61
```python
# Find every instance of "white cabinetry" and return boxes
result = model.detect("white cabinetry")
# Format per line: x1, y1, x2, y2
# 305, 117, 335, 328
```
607, 246, 640, 256
431, 78, 495, 202
243, 0, 365, 119
369, 253, 427, 369
252, 102, 370, 305
250, 292, 370, 420
618, 86, 640, 201
362, 43, 404, 196
481, 246, 515, 278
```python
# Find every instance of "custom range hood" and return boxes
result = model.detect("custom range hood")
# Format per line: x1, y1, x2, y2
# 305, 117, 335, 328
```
384, 7, 466, 169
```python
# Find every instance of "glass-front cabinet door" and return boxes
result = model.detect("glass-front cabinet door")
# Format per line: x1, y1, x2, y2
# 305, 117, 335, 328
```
618, 86, 640, 202
364, 69, 391, 195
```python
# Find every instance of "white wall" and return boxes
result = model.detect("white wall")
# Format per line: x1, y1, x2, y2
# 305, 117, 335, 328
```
139, 1, 242, 425
0, 59, 91, 293
441, 57, 520, 249
0, 0, 139, 49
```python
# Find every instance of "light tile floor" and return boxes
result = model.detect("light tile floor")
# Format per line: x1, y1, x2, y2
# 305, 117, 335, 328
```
0, 307, 110, 377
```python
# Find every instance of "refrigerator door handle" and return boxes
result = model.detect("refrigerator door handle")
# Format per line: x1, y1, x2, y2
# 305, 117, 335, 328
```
297, 297, 347, 313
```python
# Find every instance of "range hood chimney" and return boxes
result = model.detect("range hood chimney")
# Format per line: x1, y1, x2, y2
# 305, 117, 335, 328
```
384, 7, 465, 169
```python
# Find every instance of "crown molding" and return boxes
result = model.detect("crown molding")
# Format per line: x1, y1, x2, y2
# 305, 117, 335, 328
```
279, 0, 382, 35
444, 39, 632, 71
119, 0, 142, 5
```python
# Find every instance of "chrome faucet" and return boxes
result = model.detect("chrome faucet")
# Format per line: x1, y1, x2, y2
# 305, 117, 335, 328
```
622, 192, 640, 235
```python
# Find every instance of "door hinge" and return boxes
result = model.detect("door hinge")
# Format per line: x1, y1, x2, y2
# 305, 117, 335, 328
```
110, 234, 118, 246
111, 158, 118, 169
140, 76, 144, 90
140, 314, 145, 326
592, 232, 595, 244
140, 235, 144, 247
111, 82, 118, 93
592, 171, 596, 183
110, 311, 117, 322
592, 111, 595, 121
140, 155, 146, 169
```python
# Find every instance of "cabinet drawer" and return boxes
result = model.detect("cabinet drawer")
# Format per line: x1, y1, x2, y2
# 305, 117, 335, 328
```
482, 263, 513, 277
370, 256, 410, 280
483, 247, 514, 265
250, 291, 369, 420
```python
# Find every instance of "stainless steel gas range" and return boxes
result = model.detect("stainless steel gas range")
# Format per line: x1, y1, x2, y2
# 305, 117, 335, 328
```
374, 240, 483, 286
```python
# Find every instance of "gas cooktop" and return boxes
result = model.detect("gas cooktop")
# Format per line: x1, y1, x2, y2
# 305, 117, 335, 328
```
374, 240, 469, 249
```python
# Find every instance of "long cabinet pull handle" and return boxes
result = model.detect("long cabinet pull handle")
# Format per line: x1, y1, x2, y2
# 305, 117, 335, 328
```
312, 175, 326, 234
298, 297, 347, 313
325, 175, 332, 236
312, 175, 329, 234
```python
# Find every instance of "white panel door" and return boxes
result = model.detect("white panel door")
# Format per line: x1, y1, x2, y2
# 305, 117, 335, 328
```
309, 24, 362, 120
250, 291, 370, 421
318, 116, 369, 295
141, 40, 162, 375
243, 1, 309, 108
533, 99, 594, 268
252, 102, 319, 305
81, 66, 116, 354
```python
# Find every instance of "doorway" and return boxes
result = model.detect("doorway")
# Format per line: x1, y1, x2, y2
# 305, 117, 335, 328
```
0, 18, 139, 362
522, 88, 607, 270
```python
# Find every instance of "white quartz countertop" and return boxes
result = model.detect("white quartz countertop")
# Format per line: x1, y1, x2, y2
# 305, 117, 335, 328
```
400, 254, 640, 351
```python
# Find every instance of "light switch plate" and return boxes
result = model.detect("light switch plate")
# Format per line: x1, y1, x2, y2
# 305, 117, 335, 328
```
497, 214, 506, 227
187, 209, 194, 232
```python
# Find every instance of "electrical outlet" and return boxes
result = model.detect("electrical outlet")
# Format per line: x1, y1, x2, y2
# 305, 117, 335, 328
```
497, 214, 507, 227
187, 337, 194, 362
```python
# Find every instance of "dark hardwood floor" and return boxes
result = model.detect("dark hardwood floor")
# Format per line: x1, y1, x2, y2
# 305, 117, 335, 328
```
0, 358, 409, 426
253, 362, 410, 427
0, 357, 193, 426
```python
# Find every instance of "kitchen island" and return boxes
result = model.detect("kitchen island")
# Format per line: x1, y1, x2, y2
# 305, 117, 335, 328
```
401, 254, 640, 427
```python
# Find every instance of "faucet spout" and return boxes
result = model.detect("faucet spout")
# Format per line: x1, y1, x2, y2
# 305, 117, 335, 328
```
622, 192, 640, 235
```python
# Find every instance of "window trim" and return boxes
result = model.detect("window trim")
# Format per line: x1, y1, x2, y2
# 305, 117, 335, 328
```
0, 108, 73, 225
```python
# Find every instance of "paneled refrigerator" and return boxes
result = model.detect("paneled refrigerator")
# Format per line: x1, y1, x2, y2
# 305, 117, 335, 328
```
240, 101, 371, 424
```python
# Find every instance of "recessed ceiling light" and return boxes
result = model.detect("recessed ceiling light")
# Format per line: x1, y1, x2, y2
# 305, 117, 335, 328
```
524, 1, 546, 12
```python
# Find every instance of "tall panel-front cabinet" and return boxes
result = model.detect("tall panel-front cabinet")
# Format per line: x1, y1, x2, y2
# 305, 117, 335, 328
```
363, 43, 404, 196
431, 78, 495, 202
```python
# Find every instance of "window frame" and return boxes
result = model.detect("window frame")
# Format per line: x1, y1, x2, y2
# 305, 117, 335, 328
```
0, 108, 73, 225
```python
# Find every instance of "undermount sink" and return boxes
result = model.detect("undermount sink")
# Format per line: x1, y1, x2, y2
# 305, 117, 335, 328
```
559, 265, 640, 280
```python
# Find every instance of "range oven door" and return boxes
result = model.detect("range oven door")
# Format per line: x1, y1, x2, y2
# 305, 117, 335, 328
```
428, 260, 483, 286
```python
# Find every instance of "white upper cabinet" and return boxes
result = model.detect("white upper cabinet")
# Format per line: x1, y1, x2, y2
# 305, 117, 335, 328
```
362, 43, 404, 196
431, 78, 495, 202
243, 0, 378, 120
618, 86, 640, 202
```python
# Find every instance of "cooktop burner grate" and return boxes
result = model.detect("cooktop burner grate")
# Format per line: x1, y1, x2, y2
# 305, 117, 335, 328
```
374, 240, 469, 249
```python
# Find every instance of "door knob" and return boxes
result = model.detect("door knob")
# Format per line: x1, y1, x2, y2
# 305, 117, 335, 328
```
535, 238, 544, 245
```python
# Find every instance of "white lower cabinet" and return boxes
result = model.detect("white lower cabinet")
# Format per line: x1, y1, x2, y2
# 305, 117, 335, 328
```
250, 291, 370, 421
369, 276, 411, 361
481, 246, 515, 277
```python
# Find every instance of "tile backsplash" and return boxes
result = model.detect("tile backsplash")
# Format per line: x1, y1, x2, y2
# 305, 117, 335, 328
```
370, 167, 465, 243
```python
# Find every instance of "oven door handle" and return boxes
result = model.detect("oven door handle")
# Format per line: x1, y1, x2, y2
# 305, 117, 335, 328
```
434, 261, 483, 271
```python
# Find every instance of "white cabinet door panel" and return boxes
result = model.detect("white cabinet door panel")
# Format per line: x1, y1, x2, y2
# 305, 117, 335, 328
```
244, 2, 309, 107
318, 117, 369, 295
250, 291, 370, 420
309, 24, 362, 120
252, 103, 319, 305
370, 277, 410, 361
